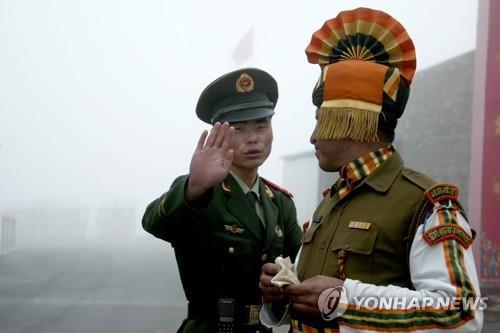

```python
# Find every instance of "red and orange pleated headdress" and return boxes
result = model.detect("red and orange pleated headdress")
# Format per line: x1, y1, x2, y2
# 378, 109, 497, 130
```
306, 7, 416, 142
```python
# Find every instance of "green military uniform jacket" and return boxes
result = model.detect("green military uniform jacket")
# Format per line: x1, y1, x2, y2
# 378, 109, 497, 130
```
298, 152, 436, 290
143, 174, 302, 332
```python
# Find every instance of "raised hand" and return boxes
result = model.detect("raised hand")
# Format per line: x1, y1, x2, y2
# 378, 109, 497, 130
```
186, 122, 235, 202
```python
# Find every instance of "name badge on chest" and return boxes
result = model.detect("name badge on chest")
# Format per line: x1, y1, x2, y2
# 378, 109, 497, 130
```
348, 221, 372, 230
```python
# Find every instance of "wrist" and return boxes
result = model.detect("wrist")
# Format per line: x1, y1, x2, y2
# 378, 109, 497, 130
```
186, 178, 208, 202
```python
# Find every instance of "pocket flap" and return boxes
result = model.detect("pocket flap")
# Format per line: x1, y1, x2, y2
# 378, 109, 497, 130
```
331, 230, 377, 255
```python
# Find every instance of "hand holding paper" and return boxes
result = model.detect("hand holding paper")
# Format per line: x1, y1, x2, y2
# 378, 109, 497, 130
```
270, 256, 300, 288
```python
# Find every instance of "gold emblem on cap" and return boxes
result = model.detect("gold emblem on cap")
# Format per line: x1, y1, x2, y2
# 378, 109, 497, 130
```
236, 73, 254, 93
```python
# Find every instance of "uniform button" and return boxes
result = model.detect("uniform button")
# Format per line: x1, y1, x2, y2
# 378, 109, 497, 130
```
320, 241, 327, 249
261, 254, 268, 262
228, 246, 235, 254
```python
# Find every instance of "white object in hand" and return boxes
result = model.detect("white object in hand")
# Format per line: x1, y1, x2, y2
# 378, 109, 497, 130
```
270, 256, 300, 288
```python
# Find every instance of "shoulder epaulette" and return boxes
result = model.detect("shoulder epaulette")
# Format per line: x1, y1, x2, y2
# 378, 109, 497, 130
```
262, 178, 293, 198
407, 183, 467, 241
403, 183, 468, 273
424, 183, 459, 205
401, 168, 437, 191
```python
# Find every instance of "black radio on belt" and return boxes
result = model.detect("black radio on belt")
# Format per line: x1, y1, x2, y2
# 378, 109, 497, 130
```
217, 298, 235, 333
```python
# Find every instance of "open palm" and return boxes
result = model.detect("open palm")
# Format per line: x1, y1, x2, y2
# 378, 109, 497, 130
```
187, 122, 234, 201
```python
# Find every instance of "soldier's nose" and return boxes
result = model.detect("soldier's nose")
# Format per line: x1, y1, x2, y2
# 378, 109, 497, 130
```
310, 135, 316, 145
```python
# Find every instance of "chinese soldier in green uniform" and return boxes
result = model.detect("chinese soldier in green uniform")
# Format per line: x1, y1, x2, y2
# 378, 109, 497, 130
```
142, 68, 303, 333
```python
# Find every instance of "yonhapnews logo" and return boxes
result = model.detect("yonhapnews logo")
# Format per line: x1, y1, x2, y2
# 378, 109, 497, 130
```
318, 287, 488, 322
318, 286, 348, 321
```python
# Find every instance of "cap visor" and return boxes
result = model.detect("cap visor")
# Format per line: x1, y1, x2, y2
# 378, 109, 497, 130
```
215, 108, 275, 123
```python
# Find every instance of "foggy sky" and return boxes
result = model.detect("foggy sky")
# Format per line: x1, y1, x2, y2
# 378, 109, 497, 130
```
0, 0, 478, 212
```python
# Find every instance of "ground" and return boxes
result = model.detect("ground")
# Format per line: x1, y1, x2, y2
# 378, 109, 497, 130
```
0, 238, 498, 332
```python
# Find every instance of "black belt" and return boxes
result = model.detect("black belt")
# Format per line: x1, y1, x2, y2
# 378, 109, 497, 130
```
188, 299, 269, 333
188, 300, 261, 325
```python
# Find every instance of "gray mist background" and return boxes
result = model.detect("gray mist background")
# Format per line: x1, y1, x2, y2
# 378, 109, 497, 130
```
0, 0, 477, 223
0, 1, 487, 332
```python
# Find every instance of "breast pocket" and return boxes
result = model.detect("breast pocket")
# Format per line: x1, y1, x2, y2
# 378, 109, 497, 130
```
329, 229, 378, 279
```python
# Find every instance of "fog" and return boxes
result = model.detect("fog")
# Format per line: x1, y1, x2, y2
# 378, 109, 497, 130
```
0, 0, 484, 332
0, 0, 477, 227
